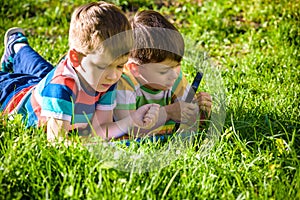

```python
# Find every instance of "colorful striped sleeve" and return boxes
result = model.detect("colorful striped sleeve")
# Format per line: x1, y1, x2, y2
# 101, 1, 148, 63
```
171, 70, 191, 103
115, 74, 137, 110
37, 76, 77, 121
96, 83, 117, 111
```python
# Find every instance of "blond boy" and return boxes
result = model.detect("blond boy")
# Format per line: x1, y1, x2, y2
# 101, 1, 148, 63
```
0, 2, 159, 143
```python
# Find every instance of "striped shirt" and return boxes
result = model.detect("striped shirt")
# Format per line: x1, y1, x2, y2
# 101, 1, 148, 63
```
12, 58, 116, 131
115, 68, 191, 134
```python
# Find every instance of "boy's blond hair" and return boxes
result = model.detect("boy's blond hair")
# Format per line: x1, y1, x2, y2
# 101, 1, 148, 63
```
69, 1, 132, 57
130, 10, 184, 65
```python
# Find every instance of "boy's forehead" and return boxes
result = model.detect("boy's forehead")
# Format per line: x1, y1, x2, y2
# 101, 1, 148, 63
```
89, 50, 128, 66
142, 59, 180, 69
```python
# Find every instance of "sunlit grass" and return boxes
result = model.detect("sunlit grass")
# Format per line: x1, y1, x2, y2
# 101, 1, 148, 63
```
0, 0, 299, 199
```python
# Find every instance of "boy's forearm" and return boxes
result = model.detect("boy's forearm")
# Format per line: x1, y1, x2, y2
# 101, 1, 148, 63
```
47, 117, 70, 142
128, 107, 168, 137
95, 116, 134, 140
163, 104, 176, 122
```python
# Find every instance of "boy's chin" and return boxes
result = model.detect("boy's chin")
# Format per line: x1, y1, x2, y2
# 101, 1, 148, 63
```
144, 83, 172, 91
157, 84, 173, 91
160, 86, 172, 91
96, 84, 114, 92
96, 88, 109, 93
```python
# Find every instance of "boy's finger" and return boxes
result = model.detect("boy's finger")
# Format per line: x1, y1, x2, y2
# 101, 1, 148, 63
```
199, 105, 211, 113
143, 117, 152, 124
196, 92, 212, 101
144, 112, 157, 122
147, 108, 160, 118
151, 103, 160, 108
197, 95, 212, 102
198, 100, 212, 107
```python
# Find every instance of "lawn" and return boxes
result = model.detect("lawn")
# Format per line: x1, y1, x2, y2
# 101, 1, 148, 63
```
0, 0, 299, 199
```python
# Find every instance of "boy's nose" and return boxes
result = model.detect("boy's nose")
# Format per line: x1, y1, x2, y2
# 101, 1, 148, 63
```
106, 68, 119, 80
169, 69, 178, 80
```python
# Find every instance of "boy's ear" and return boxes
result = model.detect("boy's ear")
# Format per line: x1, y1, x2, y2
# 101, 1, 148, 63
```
69, 49, 83, 67
126, 62, 140, 77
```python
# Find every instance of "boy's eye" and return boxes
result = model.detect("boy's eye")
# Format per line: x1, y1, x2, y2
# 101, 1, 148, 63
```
159, 71, 168, 75
97, 66, 106, 70
117, 65, 124, 69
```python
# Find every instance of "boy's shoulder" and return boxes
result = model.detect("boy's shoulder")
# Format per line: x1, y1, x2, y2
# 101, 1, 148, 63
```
35, 58, 80, 95
51, 58, 80, 83
117, 71, 139, 91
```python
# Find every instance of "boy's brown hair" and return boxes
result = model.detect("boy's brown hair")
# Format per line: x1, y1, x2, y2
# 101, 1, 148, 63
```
69, 1, 132, 58
130, 10, 184, 65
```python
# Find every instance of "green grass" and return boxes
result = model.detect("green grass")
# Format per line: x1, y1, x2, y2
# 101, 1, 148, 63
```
1, 0, 299, 199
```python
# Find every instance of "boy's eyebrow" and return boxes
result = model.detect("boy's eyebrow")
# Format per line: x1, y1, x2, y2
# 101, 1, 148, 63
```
90, 54, 108, 66
160, 63, 180, 69
92, 60, 108, 67
115, 56, 128, 66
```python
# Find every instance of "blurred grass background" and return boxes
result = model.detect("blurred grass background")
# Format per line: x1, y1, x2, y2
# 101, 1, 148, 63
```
0, 0, 299, 199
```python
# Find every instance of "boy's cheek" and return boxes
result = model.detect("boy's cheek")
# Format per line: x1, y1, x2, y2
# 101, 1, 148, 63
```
117, 70, 123, 78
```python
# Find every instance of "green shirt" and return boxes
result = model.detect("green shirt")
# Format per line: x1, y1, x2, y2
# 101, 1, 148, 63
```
115, 69, 191, 134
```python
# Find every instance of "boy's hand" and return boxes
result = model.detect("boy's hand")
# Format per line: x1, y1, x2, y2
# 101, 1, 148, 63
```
195, 92, 212, 118
165, 101, 199, 124
131, 104, 160, 129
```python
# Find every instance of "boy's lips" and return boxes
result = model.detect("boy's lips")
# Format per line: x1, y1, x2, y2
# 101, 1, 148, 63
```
101, 84, 112, 88
165, 81, 175, 88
